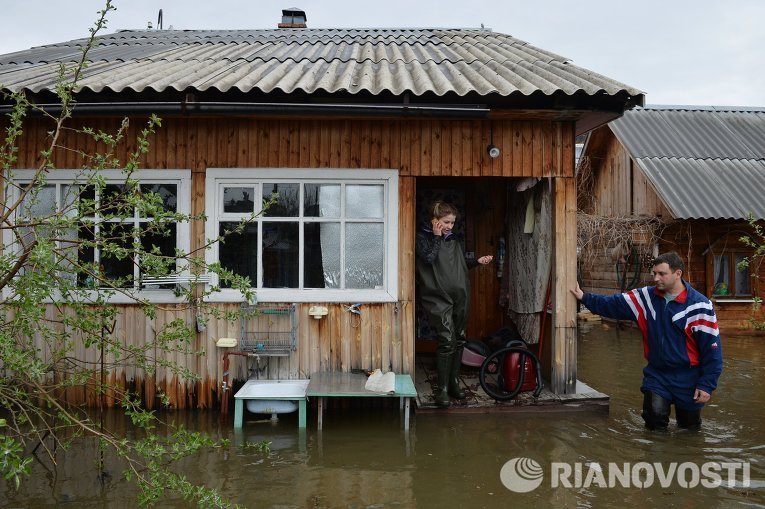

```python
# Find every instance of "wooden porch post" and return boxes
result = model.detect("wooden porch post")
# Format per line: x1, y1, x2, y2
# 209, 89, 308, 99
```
551, 176, 578, 394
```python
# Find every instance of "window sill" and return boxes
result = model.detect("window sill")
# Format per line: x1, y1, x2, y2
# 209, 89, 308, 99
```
3, 289, 190, 305
712, 298, 758, 304
203, 287, 397, 303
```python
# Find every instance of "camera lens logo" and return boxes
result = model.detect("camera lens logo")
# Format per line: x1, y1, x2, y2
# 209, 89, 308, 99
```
500, 457, 544, 493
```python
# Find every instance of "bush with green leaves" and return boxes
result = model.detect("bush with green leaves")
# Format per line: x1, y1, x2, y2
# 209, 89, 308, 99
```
0, 2, 262, 506
738, 214, 765, 331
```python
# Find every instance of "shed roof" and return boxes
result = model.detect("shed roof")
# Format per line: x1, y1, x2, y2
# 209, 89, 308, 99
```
606, 106, 765, 220
0, 28, 643, 105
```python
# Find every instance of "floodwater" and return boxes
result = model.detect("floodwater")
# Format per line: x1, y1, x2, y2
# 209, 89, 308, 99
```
3, 324, 764, 508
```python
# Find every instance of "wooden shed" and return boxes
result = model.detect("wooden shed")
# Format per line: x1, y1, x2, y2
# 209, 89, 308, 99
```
0, 25, 643, 408
578, 105, 765, 333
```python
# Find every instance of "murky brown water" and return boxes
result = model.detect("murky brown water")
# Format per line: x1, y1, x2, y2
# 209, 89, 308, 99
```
3, 324, 764, 508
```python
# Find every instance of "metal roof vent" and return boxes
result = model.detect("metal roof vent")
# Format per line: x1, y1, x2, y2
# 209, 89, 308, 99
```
278, 7, 307, 28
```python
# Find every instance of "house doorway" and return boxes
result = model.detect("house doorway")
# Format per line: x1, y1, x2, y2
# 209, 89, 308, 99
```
414, 177, 509, 353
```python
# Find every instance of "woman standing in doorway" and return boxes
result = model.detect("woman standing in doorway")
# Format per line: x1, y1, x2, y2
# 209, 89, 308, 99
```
416, 201, 493, 408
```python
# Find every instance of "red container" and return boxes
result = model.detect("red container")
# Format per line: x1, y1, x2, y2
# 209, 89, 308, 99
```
503, 349, 537, 392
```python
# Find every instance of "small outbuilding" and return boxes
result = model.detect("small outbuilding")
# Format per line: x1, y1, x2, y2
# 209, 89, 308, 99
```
578, 105, 765, 333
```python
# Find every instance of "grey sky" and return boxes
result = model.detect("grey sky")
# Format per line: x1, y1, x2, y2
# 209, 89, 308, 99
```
2, 0, 764, 106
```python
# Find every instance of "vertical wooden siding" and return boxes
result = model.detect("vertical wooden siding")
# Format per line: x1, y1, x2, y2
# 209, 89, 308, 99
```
589, 136, 672, 219
13, 116, 576, 407
15, 117, 574, 178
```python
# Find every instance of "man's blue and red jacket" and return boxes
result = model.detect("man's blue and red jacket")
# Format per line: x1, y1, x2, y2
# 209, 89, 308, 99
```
581, 280, 723, 408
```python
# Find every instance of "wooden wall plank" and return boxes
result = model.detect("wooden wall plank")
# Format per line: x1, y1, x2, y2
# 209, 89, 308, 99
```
398, 176, 416, 302
551, 177, 578, 394
391, 303, 402, 374
561, 122, 574, 178
339, 307, 351, 372
422, 121, 433, 175
511, 123, 523, 177
371, 305, 383, 369
358, 122, 373, 168
488, 121, 501, 177
431, 121, 442, 176
400, 301, 413, 375
369, 122, 382, 168
342, 120, 353, 167
288, 119, 300, 167
521, 121, 533, 177
459, 122, 471, 177
360, 304, 372, 370
381, 304, 393, 371
329, 306, 342, 371
532, 122, 543, 176
473, 120, 484, 177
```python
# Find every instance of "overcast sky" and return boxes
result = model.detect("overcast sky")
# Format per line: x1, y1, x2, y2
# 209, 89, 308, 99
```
2, 0, 764, 106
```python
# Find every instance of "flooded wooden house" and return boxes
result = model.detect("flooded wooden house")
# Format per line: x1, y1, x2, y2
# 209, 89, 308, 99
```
0, 15, 644, 409
578, 105, 765, 333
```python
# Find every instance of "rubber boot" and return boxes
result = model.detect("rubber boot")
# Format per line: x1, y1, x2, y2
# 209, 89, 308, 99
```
448, 348, 466, 400
434, 354, 451, 408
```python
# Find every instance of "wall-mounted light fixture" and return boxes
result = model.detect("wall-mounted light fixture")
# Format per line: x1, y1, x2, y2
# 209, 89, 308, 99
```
487, 122, 500, 158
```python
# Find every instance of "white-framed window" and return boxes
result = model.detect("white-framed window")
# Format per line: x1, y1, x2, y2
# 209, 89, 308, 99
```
205, 168, 398, 302
4, 169, 191, 302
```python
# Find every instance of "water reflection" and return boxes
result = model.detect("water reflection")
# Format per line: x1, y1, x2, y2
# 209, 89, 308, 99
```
2, 325, 764, 507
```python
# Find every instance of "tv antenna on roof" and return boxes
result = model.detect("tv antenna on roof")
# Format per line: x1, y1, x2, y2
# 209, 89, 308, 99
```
157, 9, 163, 30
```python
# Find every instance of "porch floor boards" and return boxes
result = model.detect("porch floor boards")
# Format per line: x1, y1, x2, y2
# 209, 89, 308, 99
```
413, 354, 609, 413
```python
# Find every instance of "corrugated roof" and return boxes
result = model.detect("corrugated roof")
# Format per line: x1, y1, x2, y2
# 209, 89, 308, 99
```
607, 106, 765, 220
0, 28, 644, 99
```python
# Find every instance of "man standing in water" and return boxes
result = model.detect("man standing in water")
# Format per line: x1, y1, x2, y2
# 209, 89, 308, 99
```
571, 252, 723, 430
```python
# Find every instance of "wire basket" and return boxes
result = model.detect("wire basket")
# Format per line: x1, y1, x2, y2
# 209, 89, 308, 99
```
239, 303, 297, 356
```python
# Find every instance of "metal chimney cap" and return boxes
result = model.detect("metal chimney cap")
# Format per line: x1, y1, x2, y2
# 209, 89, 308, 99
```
281, 7, 307, 20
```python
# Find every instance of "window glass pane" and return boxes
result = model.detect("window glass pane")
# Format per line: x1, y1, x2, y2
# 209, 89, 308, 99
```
101, 183, 135, 217
304, 222, 340, 288
734, 254, 751, 296
140, 184, 177, 213
77, 223, 97, 287
263, 183, 299, 217
61, 184, 81, 218
78, 185, 96, 217
219, 222, 257, 288
59, 227, 79, 285
15, 226, 47, 280
140, 224, 177, 284
712, 255, 730, 295
19, 184, 56, 218
345, 223, 384, 289
99, 223, 134, 287
346, 185, 384, 218
304, 184, 340, 217
223, 187, 255, 213
262, 222, 299, 287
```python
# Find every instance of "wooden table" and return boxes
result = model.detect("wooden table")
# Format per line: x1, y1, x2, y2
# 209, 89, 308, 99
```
306, 372, 417, 430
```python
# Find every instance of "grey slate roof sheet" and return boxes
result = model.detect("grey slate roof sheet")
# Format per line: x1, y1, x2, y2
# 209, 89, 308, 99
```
0, 28, 643, 99
608, 106, 765, 220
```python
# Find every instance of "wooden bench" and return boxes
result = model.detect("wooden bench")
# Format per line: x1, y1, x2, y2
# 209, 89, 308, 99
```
306, 372, 417, 430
